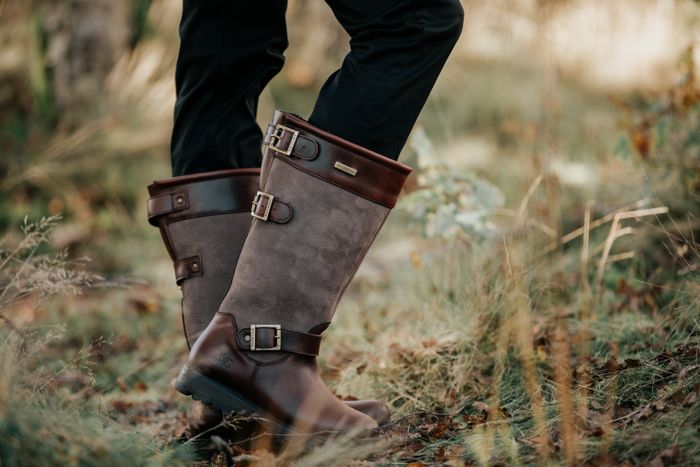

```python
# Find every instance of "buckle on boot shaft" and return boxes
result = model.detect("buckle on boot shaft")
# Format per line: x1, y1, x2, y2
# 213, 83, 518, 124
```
250, 324, 282, 351
266, 124, 299, 156
251, 191, 274, 221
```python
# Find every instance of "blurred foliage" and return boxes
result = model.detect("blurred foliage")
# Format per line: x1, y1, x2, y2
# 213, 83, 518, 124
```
0, 215, 99, 317
402, 128, 505, 241
614, 46, 700, 214
0, 216, 192, 465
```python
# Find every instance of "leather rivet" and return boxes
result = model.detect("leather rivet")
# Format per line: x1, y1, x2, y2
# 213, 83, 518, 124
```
176, 196, 184, 205
191, 262, 199, 271
244, 335, 250, 342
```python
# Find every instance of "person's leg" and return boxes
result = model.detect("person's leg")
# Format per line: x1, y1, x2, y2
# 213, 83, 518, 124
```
171, 0, 288, 176
163, 2, 390, 435
310, 0, 464, 160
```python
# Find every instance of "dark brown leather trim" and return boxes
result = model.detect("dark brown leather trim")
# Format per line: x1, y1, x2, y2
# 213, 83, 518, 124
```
252, 193, 293, 224
235, 326, 322, 357
147, 170, 260, 226
264, 111, 412, 208
175, 255, 203, 285
147, 190, 189, 220
148, 168, 261, 192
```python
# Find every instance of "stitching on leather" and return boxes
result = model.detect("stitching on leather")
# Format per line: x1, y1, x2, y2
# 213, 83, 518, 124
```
272, 154, 395, 209
149, 169, 260, 189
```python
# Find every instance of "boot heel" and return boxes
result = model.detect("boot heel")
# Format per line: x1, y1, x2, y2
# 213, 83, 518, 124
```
176, 366, 254, 414
175, 366, 290, 434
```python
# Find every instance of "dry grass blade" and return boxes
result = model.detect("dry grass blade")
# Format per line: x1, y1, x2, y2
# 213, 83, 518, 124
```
540, 200, 650, 255
508, 257, 551, 461
514, 174, 544, 230
552, 324, 579, 466
595, 207, 669, 287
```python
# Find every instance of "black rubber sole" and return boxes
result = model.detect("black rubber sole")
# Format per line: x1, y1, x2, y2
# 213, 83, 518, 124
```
175, 365, 292, 436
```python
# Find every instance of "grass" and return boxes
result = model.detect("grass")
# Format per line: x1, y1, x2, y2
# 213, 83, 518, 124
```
1, 1, 699, 465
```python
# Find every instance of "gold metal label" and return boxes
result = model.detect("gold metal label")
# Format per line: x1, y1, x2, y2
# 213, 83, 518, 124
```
334, 161, 358, 176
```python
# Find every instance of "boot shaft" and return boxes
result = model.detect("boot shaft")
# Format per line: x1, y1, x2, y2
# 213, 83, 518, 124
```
219, 111, 412, 346
147, 169, 260, 346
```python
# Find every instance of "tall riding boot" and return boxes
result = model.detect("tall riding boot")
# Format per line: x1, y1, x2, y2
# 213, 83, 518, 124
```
147, 167, 390, 434
175, 111, 412, 435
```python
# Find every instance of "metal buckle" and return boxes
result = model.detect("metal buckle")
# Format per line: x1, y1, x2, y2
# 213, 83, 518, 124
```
250, 324, 282, 351
251, 191, 274, 221
266, 124, 299, 156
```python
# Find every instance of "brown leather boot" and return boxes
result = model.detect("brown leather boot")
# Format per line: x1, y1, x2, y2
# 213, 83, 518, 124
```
147, 167, 390, 434
175, 110, 411, 435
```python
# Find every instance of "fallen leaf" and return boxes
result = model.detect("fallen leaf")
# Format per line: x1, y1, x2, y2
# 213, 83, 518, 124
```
434, 446, 447, 463
134, 381, 148, 392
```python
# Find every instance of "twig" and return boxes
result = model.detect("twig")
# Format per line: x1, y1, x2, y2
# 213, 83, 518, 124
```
514, 174, 544, 230
580, 201, 592, 292
540, 200, 649, 255
594, 207, 668, 287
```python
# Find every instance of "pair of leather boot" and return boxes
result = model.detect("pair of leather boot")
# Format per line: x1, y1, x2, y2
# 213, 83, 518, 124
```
148, 111, 411, 435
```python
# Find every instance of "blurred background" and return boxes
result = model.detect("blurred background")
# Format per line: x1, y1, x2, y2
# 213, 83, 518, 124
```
1, 0, 699, 465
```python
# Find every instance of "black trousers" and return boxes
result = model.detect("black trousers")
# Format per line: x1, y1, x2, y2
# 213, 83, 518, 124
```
171, 0, 464, 176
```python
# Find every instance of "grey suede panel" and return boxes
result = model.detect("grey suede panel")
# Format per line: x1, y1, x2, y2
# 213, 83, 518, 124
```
260, 150, 273, 190
219, 156, 390, 339
166, 212, 252, 345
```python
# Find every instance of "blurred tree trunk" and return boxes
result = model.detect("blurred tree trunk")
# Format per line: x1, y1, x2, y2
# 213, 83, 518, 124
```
40, 0, 132, 118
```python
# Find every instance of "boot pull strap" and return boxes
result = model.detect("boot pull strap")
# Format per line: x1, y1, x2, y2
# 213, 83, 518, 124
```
236, 325, 321, 357
174, 255, 203, 285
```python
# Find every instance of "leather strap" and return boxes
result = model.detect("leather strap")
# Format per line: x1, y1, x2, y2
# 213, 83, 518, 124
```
251, 191, 293, 224
148, 168, 260, 190
174, 255, 203, 285
236, 326, 322, 357
147, 191, 189, 221
147, 173, 259, 226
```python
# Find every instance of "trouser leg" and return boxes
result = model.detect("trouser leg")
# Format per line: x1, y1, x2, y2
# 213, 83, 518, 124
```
310, 0, 464, 160
171, 0, 288, 176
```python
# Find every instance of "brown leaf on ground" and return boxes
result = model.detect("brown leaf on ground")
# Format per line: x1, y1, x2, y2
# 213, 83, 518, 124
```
111, 400, 134, 413
429, 422, 450, 439
134, 381, 148, 392
434, 446, 447, 463
649, 446, 680, 467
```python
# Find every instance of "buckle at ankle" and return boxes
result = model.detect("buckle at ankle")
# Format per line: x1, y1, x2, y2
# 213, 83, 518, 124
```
249, 324, 282, 351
